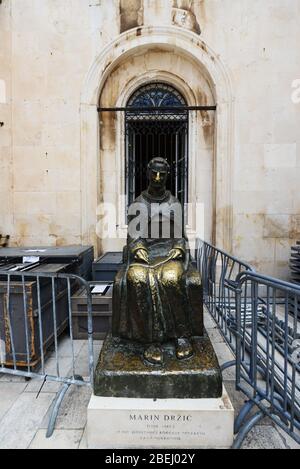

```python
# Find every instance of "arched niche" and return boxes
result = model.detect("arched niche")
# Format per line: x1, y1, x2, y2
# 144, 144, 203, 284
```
80, 26, 234, 255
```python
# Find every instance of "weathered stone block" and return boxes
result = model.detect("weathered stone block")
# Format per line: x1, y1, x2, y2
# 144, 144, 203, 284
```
94, 333, 223, 400
263, 214, 291, 239
264, 143, 297, 168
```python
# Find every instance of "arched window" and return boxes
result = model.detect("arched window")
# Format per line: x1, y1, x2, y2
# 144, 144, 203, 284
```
125, 82, 189, 210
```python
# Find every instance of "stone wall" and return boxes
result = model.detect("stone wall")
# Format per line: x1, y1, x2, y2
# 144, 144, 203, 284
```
0, 0, 299, 279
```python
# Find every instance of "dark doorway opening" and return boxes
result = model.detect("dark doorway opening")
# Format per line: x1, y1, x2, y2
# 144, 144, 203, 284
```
125, 83, 189, 210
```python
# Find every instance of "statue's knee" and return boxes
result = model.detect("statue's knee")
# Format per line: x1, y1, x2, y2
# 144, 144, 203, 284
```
127, 265, 147, 286
162, 262, 183, 287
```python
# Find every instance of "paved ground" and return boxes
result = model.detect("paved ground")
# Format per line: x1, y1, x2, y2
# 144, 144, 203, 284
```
0, 312, 299, 450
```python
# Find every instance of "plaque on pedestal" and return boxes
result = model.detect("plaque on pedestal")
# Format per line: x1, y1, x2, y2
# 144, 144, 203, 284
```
87, 388, 234, 449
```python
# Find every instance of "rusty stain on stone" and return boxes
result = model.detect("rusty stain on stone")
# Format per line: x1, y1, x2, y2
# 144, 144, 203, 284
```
196, 88, 214, 143
200, 42, 208, 53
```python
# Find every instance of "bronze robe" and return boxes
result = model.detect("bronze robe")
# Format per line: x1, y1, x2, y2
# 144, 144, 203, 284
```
112, 191, 203, 344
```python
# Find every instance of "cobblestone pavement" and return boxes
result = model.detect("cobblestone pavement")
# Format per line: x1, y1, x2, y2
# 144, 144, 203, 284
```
0, 313, 299, 450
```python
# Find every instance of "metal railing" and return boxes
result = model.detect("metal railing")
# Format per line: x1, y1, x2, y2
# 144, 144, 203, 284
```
0, 270, 94, 438
234, 271, 300, 448
195, 239, 254, 356
195, 239, 300, 448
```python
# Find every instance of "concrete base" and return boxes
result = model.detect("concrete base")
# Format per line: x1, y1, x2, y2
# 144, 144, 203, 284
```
86, 387, 234, 449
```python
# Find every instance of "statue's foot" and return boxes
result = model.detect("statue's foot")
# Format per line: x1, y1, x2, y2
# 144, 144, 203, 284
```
144, 345, 164, 366
175, 338, 194, 360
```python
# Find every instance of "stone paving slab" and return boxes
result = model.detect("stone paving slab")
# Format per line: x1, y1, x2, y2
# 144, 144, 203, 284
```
40, 385, 92, 431
224, 380, 274, 427
48, 336, 86, 358
212, 342, 235, 366
0, 392, 55, 449
222, 364, 236, 381
72, 341, 103, 377
224, 381, 250, 421
203, 314, 217, 330
0, 381, 28, 421
206, 327, 226, 345
275, 426, 300, 450
242, 425, 288, 450
29, 429, 83, 449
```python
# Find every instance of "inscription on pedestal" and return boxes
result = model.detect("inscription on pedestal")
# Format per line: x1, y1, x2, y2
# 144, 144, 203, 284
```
121, 413, 203, 445
87, 392, 234, 449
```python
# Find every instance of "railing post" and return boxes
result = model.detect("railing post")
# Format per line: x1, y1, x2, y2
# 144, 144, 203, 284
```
235, 280, 242, 388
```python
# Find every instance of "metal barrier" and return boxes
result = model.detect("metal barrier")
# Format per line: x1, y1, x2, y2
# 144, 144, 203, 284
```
195, 240, 300, 448
195, 239, 254, 356
0, 270, 94, 438
233, 271, 300, 448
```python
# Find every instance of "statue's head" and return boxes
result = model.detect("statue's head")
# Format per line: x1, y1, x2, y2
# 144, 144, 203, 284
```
147, 158, 170, 190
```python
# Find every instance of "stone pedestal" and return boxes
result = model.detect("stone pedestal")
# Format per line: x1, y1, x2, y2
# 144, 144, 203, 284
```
86, 388, 234, 449
94, 333, 223, 399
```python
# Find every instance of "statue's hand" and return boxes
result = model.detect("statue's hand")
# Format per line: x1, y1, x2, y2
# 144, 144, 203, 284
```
168, 248, 184, 261
134, 248, 149, 264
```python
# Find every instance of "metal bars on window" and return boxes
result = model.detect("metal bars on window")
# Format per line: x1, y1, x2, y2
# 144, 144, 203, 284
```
98, 82, 216, 213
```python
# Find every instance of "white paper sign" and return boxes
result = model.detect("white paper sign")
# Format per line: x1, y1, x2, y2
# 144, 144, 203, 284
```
92, 284, 109, 295
23, 256, 40, 264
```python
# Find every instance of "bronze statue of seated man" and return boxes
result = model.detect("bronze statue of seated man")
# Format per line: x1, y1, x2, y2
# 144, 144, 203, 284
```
112, 157, 203, 366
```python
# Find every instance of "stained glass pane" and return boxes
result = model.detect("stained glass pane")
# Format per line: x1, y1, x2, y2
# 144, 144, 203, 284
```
128, 82, 186, 108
